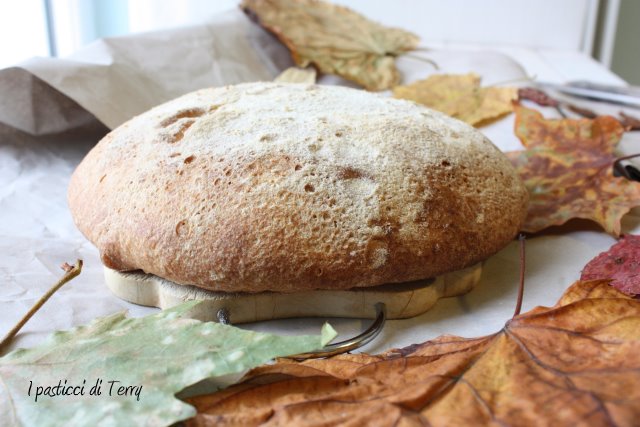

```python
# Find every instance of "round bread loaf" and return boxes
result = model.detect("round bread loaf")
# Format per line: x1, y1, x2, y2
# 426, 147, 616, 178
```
68, 82, 528, 293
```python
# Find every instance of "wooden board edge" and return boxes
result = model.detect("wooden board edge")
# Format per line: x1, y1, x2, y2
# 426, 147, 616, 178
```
104, 264, 482, 322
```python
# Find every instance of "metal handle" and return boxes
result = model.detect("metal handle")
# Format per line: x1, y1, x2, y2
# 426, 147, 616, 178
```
289, 302, 386, 360
216, 302, 386, 359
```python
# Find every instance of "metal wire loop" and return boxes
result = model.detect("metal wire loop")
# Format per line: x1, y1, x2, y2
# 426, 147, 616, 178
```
289, 302, 387, 360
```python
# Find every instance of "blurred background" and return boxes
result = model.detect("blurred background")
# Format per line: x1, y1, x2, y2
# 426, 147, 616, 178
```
0, 0, 638, 84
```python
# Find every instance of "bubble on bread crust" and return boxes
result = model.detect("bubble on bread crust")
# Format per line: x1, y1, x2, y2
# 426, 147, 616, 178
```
159, 108, 205, 127
337, 166, 365, 180
175, 220, 187, 236
158, 106, 227, 144
259, 133, 276, 142
171, 120, 196, 143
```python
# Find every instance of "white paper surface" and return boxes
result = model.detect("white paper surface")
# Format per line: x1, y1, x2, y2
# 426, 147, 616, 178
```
1, 8, 639, 357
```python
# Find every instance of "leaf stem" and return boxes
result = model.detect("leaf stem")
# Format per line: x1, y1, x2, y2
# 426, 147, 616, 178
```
0, 260, 83, 355
513, 235, 526, 318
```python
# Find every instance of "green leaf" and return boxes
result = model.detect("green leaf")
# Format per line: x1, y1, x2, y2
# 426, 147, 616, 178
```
0, 301, 336, 426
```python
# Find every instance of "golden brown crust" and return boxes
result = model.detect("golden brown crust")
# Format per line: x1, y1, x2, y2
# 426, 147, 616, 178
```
68, 82, 528, 293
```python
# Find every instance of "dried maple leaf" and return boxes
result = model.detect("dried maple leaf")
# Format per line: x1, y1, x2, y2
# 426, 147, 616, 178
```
581, 234, 640, 296
241, 0, 419, 91
506, 103, 639, 236
393, 73, 518, 126
185, 279, 640, 426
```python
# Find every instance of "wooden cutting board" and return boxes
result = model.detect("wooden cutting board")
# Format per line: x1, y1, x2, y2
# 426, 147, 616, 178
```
104, 264, 482, 323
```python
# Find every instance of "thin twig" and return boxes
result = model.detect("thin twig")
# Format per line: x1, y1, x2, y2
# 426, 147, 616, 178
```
0, 260, 83, 354
513, 235, 526, 318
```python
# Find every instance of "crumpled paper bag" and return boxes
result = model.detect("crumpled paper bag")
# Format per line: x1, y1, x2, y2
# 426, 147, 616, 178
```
0, 8, 293, 145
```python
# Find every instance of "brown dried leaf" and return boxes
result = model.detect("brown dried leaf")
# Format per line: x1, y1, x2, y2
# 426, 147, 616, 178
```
506, 103, 640, 236
393, 73, 518, 126
186, 279, 640, 426
241, 0, 419, 91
